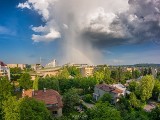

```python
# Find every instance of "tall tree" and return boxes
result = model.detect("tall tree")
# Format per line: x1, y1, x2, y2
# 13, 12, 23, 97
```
0, 77, 13, 108
87, 102, 122, 120
3, 97, 52, 120
111, 69, 119, 81
58, 67, 70, 79
152, 80, 160, 100
139, 75, 155, 102
18, 73, 32, 90
33, 76, 39, 90
63, 88, 80, 112
2, 96, 20, 120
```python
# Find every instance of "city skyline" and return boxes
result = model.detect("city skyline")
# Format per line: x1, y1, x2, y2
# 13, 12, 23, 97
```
0, 0, 160, 65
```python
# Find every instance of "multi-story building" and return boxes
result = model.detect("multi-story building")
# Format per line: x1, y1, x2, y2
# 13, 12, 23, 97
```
31, 64, 43, 71
45, 59, 57, 68
7, 64, 27, 70
0, 61, 10, 80
80, 66, 94, 77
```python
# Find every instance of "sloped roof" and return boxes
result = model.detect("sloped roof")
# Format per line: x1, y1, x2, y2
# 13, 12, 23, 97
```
23, 89, 63, 108
96, 83, 123, 94
0, 61, 7, 66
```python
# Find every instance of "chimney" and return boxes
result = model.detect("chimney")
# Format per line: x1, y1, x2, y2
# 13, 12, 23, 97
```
44, 88, 46, 92
32, 89, 35, 96
22, 89, 25, 98
22, 89, 25, 94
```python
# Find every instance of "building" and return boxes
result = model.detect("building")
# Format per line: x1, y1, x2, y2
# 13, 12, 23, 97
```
45, 59, 57, 68
31, 64, 42, 71
80, 66, 94, 77
93, 83, 124, 103
22, 89, 63, 117
7, 64, 27, 70
37, 66, 61, 77
0, 61, 10, 80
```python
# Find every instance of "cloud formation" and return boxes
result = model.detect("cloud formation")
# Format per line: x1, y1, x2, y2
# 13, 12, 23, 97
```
18, 0, 160, 64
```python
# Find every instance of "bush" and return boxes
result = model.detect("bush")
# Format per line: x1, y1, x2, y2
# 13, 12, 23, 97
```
83, 94, 92, 103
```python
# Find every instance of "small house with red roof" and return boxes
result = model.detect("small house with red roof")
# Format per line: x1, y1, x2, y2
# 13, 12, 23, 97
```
93, 83, 125, 103
22, 88, 63, 117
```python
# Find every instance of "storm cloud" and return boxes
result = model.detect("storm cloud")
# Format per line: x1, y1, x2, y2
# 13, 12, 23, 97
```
18, 0, 160, 64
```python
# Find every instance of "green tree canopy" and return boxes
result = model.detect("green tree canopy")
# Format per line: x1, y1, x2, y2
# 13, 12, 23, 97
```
58, 67, 70, 79
152, 80, 160, 100
3, 96, 52, 120
139, 75, 155, 102
33, 76, 39, 90
86, 102, 122, 120
98, 93, 112, 103
63, 88, 80, 112
0, 77, 13, 108
18, 73, 32, 90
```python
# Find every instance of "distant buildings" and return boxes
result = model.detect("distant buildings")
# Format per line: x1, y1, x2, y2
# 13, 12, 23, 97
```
0, 61, 10, 80
22, 89, 63, 117
31, 64, 43, 71
45, 59, 57, 68
93, 83, 126, 103
80, 66, 94, 77
7, 64, 27, 70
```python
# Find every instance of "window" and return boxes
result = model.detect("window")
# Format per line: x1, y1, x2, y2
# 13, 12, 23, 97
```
46, 104, 53, 107
52, 111, 57, 115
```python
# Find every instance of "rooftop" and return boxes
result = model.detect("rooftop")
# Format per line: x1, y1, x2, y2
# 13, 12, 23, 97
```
0, 61, 7, 66
96, 83, 123, 94
22, 89, 63, 108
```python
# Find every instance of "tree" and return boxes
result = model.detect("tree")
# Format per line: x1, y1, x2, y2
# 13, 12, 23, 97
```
2, 96, 20, 120
10, 67, 22, 74
129, 92, 141, 109
103, 67, 112, 84
123, 110, 149, 120
38, 77, 59, 92
128, 81, 139, 92
150, 105, 160, 120
18, 73, 32, 90
0, 77, 13, 108
139, 75, 155, 102
67, 66, 81, 78
111, 70, 119, 81
82, 94, 92, 103
33, 77, 39, 90
63, 88, 80, 112
118, 67, 125, 83
19, 97, 51, 120
86, 102, 122, 120
98, 93, 112, 103
124, 71, 132, 80
58, 67, 70, 79
94, 71, 104, 83
134, 70, 141, 79
152, 80, 160, 100
3, 96, 52, 120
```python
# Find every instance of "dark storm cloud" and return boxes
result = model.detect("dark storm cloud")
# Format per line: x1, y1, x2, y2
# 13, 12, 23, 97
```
82, 0, 160, 48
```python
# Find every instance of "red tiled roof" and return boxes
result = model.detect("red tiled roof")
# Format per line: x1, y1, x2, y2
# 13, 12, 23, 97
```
0, 61, 7, 66
96, 83, 123, 94
23, 89, 63, 108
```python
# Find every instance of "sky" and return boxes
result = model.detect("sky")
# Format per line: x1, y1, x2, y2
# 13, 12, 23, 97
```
0, 0, 160, 65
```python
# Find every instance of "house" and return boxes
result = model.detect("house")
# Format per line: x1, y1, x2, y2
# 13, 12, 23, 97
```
22, 88, 63, 117
93, 83, 124, 103
0, 61, 10, 80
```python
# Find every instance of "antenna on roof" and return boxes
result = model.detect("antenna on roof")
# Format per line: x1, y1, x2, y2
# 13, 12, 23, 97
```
40, 57, 42, 64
